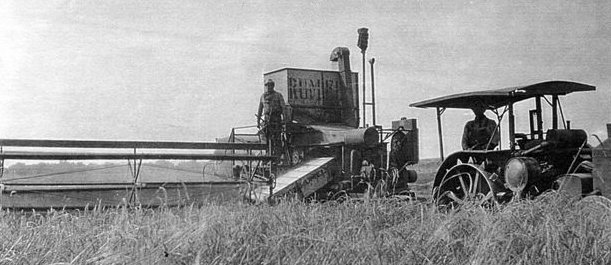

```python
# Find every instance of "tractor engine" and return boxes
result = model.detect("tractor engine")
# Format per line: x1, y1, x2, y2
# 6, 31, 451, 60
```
505, 129, 593, 198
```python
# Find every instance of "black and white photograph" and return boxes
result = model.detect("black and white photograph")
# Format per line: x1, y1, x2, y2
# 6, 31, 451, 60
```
0, 0, 610, 264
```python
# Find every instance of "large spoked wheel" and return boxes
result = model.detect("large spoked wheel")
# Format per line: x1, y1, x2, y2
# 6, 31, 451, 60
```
433, 163, 497, 208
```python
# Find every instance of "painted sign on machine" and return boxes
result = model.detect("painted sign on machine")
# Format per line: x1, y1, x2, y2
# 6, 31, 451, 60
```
264, 68, 359, 127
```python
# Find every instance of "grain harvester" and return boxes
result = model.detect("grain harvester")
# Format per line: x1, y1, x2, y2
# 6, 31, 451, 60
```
410, 81, 609, 207
226, 47, 419, 203
0, 29, 419, 208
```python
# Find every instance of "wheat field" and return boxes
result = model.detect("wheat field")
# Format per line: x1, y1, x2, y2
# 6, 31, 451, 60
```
1, 159, 610, 264
1, 192, 610, 264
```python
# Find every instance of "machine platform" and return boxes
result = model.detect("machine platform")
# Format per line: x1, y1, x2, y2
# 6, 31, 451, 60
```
253, 157, 335, 202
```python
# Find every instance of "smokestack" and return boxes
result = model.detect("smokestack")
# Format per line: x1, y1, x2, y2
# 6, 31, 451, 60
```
607, 123, 611, 138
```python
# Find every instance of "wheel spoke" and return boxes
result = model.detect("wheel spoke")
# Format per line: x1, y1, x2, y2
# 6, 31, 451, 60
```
458, 176, 472, 200
470, 171, 480, 194
445, 191, 464, 204
478, 191, 494, 205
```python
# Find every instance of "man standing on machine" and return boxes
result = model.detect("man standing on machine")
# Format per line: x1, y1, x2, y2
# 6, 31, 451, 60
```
257, 79, 286, 156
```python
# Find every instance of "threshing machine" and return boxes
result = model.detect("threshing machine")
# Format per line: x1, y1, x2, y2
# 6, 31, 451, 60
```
0, 30, 419, 209
227, 47, 420, 203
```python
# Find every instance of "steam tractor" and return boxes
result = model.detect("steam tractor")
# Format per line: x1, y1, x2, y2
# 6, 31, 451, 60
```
225, 47, 419, 203
410, 81, 607, 206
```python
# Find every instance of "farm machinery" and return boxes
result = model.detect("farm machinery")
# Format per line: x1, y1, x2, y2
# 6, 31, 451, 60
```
0, 28, 419, 208
411, 82, 611, 207
1, 26, 609, 209
226, 46, 419, 203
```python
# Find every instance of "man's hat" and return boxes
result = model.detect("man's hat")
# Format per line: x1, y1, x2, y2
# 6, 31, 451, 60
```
265, 79, 275, 88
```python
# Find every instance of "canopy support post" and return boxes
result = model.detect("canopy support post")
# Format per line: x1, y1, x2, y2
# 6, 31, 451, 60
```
552, 95, 558, 129
535, 96, 543, 139
436, 107, 445, 161
509, 103, 515, 151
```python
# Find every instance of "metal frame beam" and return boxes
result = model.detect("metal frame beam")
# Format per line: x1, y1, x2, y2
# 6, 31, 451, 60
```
0, 152, 276, 161
0, 139, 266, 150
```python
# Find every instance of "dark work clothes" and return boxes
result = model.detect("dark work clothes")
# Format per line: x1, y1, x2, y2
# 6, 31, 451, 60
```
257, 90, 286, 156
258, 91, 286, 118
462, 115, 500, 150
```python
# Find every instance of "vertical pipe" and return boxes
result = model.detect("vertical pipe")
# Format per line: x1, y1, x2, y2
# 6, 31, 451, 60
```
357, 28, 369, 128
369, 58, 376, 126
362, 51, 367, 127
509, 103, 515, 151
436, 107, 445, 161
535, 96, 543, 139
0, 146, 4, 180
552, 95, 558, 129
230, 128, 235, 167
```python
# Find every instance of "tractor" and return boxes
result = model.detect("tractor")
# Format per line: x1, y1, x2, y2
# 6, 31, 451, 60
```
410, 81, 604, 206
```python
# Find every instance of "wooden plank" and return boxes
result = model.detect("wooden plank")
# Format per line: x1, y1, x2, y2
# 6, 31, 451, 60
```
255, 157, 335, 201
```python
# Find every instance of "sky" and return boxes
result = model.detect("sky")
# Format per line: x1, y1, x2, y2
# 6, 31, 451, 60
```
0, 0, 610, 159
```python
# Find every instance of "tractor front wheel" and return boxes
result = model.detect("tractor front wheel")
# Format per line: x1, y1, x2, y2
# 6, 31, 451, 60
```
433, 163, 499, 208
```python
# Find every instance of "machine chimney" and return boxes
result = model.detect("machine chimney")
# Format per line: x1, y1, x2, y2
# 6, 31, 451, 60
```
607, 123, 611, 138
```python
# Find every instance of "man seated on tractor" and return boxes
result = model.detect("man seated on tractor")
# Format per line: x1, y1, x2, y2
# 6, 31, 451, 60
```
257, 79, 286, 157
462, 105, 500, 150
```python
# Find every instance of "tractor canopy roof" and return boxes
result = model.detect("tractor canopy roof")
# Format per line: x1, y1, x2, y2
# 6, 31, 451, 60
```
409, 81, 595, 109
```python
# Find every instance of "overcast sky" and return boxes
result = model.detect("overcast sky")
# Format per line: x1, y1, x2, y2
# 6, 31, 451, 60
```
1, 0, 610, 158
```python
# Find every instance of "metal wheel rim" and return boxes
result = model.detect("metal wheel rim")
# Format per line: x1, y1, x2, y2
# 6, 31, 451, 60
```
434, 163, 496, 207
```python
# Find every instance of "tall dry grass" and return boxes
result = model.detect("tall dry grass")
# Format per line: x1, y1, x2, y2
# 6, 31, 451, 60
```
1, 194, 610, 264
